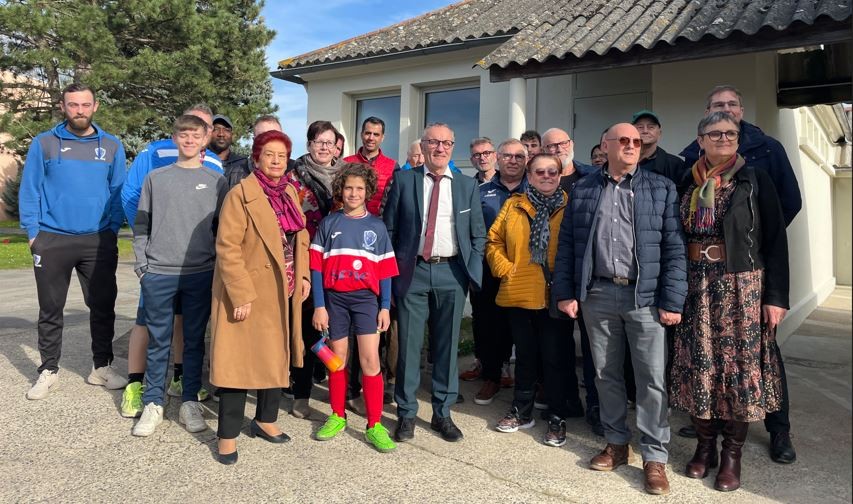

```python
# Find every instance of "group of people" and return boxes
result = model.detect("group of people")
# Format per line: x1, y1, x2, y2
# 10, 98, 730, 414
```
19, 82, 801, 495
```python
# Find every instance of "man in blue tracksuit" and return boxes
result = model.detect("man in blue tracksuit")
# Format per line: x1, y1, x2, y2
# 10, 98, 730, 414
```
117, 104, 223, 418
19, 83, 127, 400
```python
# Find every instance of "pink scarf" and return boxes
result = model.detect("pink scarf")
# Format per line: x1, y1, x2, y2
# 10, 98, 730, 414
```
253, 169, 305, 234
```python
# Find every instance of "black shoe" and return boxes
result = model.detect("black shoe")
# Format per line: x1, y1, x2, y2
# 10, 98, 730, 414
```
248, 420, 291, 444
456, 393, 465, 404
394, 416, 416, 442
770, 431, 797, 464
383, 389, 394, 405
566, 401, 585, 418
217, 450, 238, 465
430, 414, 463, 442
585, 405, 604, 437
677, 424, 698, 439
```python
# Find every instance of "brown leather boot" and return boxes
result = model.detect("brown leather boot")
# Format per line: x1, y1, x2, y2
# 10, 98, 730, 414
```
686, 417, 719, 478
715, 420, 749, 491
643, 461, 670, 495
589, 443, 632, 471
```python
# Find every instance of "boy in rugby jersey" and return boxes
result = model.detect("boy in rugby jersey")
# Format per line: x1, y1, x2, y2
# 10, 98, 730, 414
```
309, 163, 398, 452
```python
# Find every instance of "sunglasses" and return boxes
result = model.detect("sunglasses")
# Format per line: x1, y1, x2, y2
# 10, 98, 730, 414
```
532, 168, 560, 177
606, 136, 642, 148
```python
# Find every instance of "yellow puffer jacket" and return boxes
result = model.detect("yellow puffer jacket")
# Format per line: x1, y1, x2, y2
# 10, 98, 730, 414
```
486, 191, 567, 309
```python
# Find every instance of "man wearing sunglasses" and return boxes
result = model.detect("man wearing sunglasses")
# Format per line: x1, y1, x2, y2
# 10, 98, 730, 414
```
676, 86, 801, 465
553, 123, 686, 496
540, 128, 595, 193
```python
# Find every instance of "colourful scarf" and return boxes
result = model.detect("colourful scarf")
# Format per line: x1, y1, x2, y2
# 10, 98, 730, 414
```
687, 153, 745, 233
254, 169, 306, 234
526, 185, 565, 265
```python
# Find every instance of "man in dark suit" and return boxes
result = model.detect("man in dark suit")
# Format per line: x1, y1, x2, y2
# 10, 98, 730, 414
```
383, 122, 486, 442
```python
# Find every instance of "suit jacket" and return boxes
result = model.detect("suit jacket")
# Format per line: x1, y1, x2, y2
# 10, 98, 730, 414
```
382, 165, 486, 298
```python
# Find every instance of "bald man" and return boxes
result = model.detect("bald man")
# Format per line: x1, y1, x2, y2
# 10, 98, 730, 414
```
553, 123, 686, 496
540, 127, 594, 193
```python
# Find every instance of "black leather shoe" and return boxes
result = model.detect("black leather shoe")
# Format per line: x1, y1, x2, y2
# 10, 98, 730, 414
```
678, 424, 698, 438
248, 420, 291, 444
430, 414, 463, 442
217, 450, 238, 465
770, 431, 797, 464
456, 393, 465, 404
395, 416, 416, 442
585, 405, 604, 437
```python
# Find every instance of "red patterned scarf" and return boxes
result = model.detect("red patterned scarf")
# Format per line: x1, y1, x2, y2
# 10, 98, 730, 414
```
254, 169, 305, 234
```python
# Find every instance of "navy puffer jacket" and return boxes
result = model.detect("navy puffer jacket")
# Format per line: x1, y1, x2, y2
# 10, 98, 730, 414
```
552, 167, 687, 313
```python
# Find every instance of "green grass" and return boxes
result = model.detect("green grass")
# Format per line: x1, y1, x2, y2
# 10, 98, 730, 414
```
0, 234, 134, 270
458, 316, 474, 356
0, 220, 20, 229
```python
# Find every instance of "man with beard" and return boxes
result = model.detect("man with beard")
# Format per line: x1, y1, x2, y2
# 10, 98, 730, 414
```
343, 116, 399, 216
20, 83, 127, 400
210, 114, 249, 188
541, 128, 595, 193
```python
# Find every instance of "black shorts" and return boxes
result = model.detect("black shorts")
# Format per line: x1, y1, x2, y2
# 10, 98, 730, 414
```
326, 289, 379, 341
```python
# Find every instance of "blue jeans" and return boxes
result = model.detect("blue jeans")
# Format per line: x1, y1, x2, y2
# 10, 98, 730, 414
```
581, 280, 670, 463
141, 271, 212, 406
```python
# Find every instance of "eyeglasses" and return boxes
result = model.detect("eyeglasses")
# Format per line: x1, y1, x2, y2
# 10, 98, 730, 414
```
709, 101, 741, 110
700, 130, 739, 142
605, 136, 642, 148
543, 139, 571, 152
311, 140, 335, 148
499, 153, 526, 162
471, 150, 494, 159
532, 168, 560, 177
423, 139, 455, 149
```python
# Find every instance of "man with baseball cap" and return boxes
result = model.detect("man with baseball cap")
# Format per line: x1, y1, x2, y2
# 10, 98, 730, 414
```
631, 110, 686, 184
210, 114, 249, 188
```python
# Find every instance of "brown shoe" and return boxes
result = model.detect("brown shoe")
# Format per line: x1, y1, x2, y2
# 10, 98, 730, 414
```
589, 443, 632, 471
459, 359, 482, 381
473, 380, 500, 405
643, 461, 671, 495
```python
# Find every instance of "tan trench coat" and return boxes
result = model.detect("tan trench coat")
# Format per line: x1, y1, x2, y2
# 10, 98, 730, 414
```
210, 173, 309, 389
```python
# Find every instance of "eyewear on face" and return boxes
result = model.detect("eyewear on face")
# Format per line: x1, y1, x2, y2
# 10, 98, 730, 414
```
471, 150, 495, 159
710, 101, 741, 110
532, 168, 560, 177
499, 153, 527, 162
544, 139, 571, 152
424, 139, 455, 149
700, 130, 739, 142
311, 140, 335, 148
606, 136, 642, 148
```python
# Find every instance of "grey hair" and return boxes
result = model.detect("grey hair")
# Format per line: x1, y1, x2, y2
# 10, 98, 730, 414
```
183, 103, 213, 117
697, 111, 739, 135
421, 122, 454, 141
497, 138, 527, 156
469, 136, 493, 151
705, 85, 743, 109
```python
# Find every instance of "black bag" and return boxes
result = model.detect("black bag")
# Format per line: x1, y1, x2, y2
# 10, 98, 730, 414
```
540, 263, 570, 320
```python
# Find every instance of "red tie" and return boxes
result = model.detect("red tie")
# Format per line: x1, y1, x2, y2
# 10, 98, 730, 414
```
422, 172, 444, 260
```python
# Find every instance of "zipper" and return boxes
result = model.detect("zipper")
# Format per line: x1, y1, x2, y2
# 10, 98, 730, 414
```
745, 180, 755, 269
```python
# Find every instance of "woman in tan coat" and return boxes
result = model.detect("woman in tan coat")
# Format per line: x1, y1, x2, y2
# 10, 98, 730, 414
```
210, 130, 310, 465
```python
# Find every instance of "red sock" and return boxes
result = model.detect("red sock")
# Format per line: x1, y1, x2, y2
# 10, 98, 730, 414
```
362, 372, 384, 427
329, 369, 347, 418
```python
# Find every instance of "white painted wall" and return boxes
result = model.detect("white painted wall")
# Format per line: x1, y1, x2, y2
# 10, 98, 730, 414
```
835, 175, 853, 285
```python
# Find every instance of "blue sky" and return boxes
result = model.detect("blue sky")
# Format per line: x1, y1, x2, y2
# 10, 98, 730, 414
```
261, 0, 452, 156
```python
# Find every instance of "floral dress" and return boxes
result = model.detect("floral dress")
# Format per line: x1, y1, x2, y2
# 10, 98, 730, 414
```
669, 180, 782, 422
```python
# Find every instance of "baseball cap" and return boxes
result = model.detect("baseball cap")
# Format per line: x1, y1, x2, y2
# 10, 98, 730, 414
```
631, 110, 661, 126
212, 114, 233, 129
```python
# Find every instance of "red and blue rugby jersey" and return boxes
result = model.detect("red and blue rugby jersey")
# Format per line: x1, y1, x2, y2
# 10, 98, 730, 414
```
309, 210, 398, 295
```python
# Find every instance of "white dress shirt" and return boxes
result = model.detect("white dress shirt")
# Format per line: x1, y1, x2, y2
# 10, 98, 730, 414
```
418, 169, 458, 257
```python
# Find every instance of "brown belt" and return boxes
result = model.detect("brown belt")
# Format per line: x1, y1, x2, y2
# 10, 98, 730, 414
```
687, 242, 726, 262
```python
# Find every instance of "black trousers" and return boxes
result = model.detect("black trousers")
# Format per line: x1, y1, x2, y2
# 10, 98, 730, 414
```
292, 308, 319, 399
470, 270, 512, 383
217, 387, 281, 439
31, 231, 118, 373
508, 308, 580, 419
764, 340, 791, 433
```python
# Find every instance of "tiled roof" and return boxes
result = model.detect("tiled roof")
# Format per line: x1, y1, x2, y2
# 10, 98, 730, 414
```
482, 0, 853, 68
276, 0, 852, 72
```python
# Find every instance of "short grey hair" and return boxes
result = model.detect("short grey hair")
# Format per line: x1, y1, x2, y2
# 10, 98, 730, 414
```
469, 136, 493, 151
421, 122, 454, 141
497, 138, 527, 156
705, 85, 743, 109
183, 103, 213, 117
697, 111, 739, 135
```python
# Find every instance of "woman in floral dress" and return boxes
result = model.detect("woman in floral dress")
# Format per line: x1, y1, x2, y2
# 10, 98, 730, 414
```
669, 111, 789, 492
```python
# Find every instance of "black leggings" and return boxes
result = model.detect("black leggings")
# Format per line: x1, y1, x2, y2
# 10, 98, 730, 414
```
217, 387, 281, 439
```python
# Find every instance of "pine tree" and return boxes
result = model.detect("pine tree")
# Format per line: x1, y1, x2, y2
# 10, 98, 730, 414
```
1, 161, 22, 219
0, 0, 277, 158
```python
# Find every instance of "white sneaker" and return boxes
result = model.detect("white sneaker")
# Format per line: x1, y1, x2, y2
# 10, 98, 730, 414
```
87, 365, 128, 390
132, 403, 164, 437
179, 401, 207, 433
26, 370, 58, 400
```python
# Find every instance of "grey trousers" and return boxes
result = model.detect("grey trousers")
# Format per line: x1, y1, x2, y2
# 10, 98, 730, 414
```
581, 280, 670, 463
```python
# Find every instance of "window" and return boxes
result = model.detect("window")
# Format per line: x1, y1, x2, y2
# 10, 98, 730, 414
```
424, 87, 479, 163
355, 96, 400, 161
